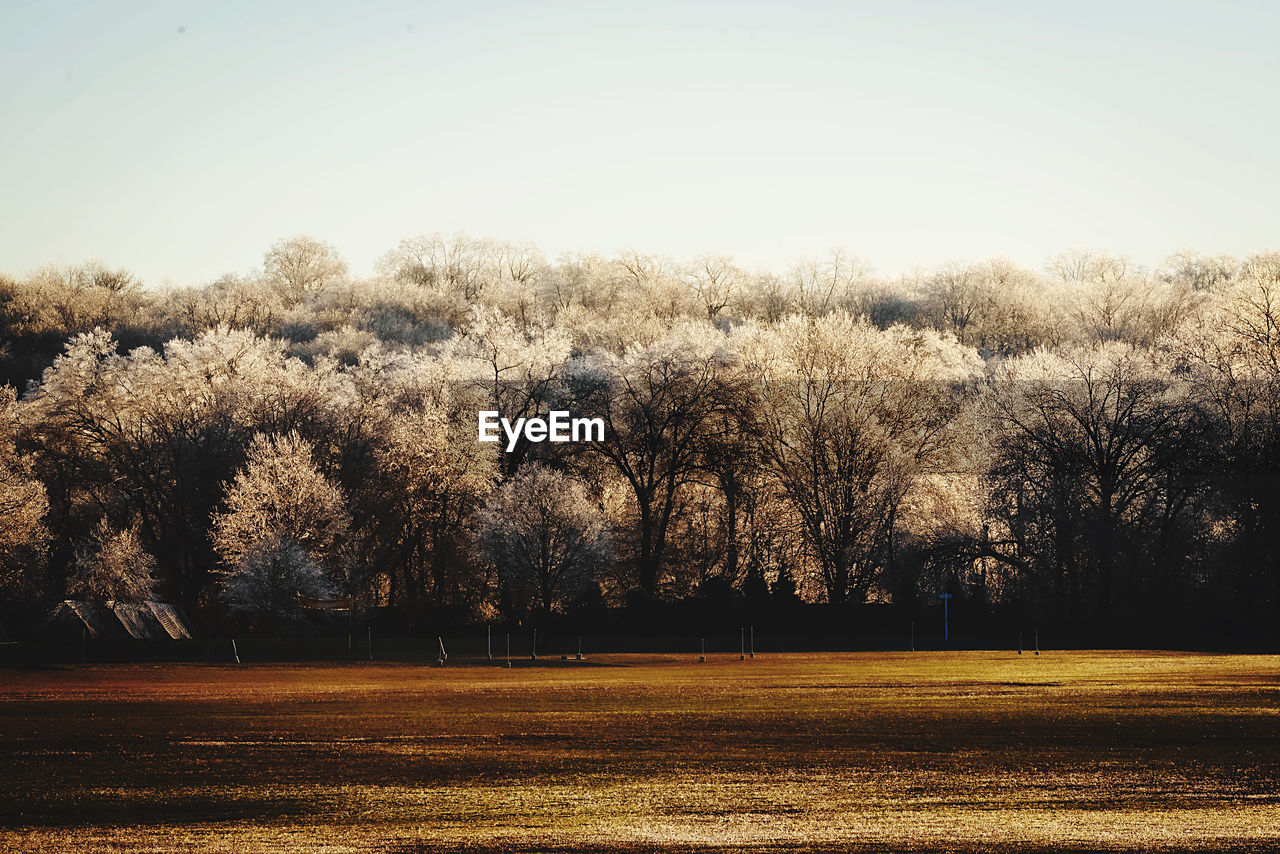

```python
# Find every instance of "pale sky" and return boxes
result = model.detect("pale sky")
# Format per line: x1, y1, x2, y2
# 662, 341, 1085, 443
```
2, 0, 1277, 286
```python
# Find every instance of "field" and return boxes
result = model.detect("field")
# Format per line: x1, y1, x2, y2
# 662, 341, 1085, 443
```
1, 651, 1278, 852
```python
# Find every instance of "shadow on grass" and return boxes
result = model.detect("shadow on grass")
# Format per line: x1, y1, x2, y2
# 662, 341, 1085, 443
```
386, 845, 1255, 854
3, 791, 323, 827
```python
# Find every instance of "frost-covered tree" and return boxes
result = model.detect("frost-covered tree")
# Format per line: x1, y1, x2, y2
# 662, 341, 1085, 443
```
377, 232, 500, 301
1160, 252, 1280, 622
786, 249, 870, 316
684, 255, 744, 321
921, 262, 982, 346
213, 431, 349, 574
1046, 250, 1158, 345
1157, 250, 1237, 294
478, 465, 609, 616
17, 261, 144, 343
157, 273, 284, 338
66, 518, 158, 603
22, 327, 355, 611
984, 343, 1202, 623
11, 235, 1280, 634
572, 323, 747, 595
920, 258, 1051, 354
358, 349, 498, 612
737, 315, 981, 605
219, 531, 334, 630
445, 306, 573, 474
0, 387, 50, 597
264, 235, 348, 305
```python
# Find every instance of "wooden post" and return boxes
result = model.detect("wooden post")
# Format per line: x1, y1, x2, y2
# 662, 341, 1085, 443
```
739, 627, 745, 660
749, 626, 755, 658
506, 632, 511, 668
699, 637, 706, 663
487, 625, 492, 660
1018, 631, 1022, 655
530, 628, 537, 660
576, 636, 582, 660
368, 626, 373, 661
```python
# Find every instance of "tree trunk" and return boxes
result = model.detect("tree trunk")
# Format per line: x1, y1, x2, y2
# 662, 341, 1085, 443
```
723, 482, 740, 582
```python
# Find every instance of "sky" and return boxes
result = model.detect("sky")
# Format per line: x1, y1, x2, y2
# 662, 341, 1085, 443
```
1, 0, 1277, 287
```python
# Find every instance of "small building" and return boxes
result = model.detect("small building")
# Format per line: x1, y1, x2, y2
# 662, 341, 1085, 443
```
46, 600, 193, 641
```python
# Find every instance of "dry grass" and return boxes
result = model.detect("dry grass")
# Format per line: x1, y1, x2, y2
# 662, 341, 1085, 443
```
2, 651, 1278, 852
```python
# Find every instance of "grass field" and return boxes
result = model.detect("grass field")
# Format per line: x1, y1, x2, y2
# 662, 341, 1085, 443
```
1, 651, 1278, 852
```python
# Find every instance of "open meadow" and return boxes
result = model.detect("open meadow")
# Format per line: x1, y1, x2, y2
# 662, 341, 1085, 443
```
1, 651, 1278, 852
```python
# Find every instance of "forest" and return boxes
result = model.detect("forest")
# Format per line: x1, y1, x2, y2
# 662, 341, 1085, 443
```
2, 235, 1278, 643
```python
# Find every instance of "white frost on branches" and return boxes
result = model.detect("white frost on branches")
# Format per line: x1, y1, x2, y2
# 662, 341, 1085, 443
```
213, 431, 349, 620
477, 465, 609, 614
66, 518, 158, 604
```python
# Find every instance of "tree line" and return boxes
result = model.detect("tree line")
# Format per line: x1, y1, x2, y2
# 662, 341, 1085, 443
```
2, 235, 1278, 641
